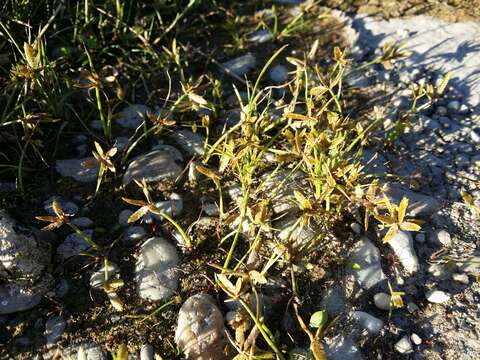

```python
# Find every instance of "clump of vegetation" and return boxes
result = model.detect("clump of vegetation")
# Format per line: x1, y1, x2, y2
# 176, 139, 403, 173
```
0, 0, 451, 359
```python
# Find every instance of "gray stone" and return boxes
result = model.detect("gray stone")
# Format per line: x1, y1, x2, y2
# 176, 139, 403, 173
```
118, 210, 133, 227
202, 203, 220, 216
248, 29, 273, 43
324, 335, 363, 360
90, 262, 120, 289
43, 196, 78, 216
351, 223, 362, 235
222, 54, 256, 77
382, 183, 440, 218
113, 137, 129, 151
123, 226, 147, 244
415, 233, 426, 243
57, 230, 94, 259
425, 289, 451, 304
388, 231, 419, 273
140, 344, 154, 360
0, 282, 44, 314
407, 302, 419, 313
395, 335, 413, 354
152, 193, 183, 220
135, 237, 179, 301
321, 286, 346, 317
55, 278, 69, 298
45, 315, 66, 345
55, 158, 99, 183
430, 229, 452, 247
123, 150, 182, 185
348, 238, 386, 289
360, 149, 388, 175
269, 64, 289, 83
170, 129, 205, 156
447, 100, 460, 112
71, 217, 94, 229
352, 311, 384, 336
152, 144, 184, 162
175, 293, 226, 360
117, 104, 151, 129
0, 210, 50, 281
373, 292, 391, 311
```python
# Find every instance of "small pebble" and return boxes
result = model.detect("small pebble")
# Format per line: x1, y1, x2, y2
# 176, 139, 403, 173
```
373, 293, 391, 311
407, 302, 419, 313
426, 289, 451, 304
471, 130, 480, 144
140, 344, 154, 360
395, 335, 413, 354
411, 333, 422, 346
431, 229, 452, 247
415, 233, 426, 243
350, 223, 362, 235
452, 273, 469, 285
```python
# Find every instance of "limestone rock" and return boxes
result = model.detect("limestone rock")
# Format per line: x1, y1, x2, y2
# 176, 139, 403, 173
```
135, 237, 179, 301
175, 293, 226, 360
123, 150, 182, 185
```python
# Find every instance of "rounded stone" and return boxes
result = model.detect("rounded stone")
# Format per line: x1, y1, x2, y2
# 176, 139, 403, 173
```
175, 293, 226, 360
373, 293, 392, 311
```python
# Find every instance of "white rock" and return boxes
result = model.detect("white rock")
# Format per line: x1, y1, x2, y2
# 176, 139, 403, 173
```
140, 344, 154, 360
0, 210, 50, 281
373, 293, 391, 311
348, 238, 386, 289
122, 150, 182, 185
430, 229, 452, 247
55, 158, 99, 183
388, 231, 419, 273
135, 237, 179, 301
426, 289, 451, 304
452, 273, 469, 284
352, 311, 383, 336
175, 293, 226, 360
411, 333, 422, 345
395, 335, 413, 354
